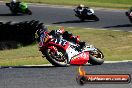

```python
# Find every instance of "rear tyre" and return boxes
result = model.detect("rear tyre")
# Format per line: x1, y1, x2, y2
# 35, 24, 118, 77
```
80, 18, 85, 21
89, 48, 104, 65
42, 46, 68, 67
125, 12, 129, 16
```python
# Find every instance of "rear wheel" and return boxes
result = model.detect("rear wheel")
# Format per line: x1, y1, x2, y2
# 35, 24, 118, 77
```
80, 18, 85, 21
11, 10, 18, 15
43, 46, 68, 67
125, 12, 129, 16
89, 48, 104, 65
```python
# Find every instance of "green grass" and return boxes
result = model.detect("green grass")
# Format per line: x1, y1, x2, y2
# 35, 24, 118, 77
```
0, 26, 132, 66
4, 0, 132, 9
0, 44, 49, 66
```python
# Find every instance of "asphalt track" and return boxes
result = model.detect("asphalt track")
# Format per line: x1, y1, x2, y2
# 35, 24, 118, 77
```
0, 62, 132, 88
0, 3, 132, 88
0, 4, 132, 32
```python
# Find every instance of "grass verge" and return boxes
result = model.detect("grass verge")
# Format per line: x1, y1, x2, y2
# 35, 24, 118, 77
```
3, 0, 132, 9
0, 26, 132, 66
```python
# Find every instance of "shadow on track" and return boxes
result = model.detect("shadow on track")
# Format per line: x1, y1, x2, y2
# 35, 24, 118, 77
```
0, 13, 24, 16
0, 64, 94, 69
53, 20, 96, 24
0, 65, 55, 69
103, 24, 132, 28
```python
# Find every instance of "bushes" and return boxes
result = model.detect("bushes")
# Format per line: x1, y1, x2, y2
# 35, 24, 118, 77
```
0, 20, 45, 50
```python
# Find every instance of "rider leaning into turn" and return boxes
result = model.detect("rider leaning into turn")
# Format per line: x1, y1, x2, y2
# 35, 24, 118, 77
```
11, 0, 20, 8
129, 7, 132, 16
49, 27, 86, 49
75, 4, 85, 15
11, 0, 19, 4
75, 4, 94, 16
35, 24, 86, 50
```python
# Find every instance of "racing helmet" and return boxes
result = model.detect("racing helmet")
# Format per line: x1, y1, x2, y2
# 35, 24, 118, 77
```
57, 26, 65, 34
12, 0, 17, 3
53, 27, 65, 38
78, 4, 84, 9
35, 26, 47, 41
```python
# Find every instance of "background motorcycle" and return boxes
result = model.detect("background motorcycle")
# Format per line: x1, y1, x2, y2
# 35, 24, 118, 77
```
39, 32, 104, 67
6, 2, 32, 15
126, 11, 132, 23
74, 8, 99, 21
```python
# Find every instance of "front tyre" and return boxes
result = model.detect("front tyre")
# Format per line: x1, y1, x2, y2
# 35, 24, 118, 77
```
92, 15, 100, 21
25, 9, 32, 15
128, 16, 132, 23
89, 48, 104, 65
43, 46, 68, 67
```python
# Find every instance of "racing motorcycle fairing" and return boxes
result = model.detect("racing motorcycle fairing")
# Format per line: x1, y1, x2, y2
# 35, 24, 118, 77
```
6, 2, 32, 15
40, 36, 90, 65
46, 38, 69, 51
74, 8, 99, 21
38, 31, 104, 66
69, 51, 89, 65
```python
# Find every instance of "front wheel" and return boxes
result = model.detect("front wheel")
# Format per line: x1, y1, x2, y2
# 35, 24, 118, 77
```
25, 9, 32, 15
125, 12, 129, 16
89, 48, 104, 65
128, 16, 132, 23
92, 15, 100, 21
42, 46, 68, 67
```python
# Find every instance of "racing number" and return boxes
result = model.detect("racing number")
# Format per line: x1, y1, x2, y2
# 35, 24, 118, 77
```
52, 39, 67, 47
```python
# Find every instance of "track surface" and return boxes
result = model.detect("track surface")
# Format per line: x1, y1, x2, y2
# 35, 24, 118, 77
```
0, 4, 132, 88
0, 4, 132, 31
0, 62, 132, 88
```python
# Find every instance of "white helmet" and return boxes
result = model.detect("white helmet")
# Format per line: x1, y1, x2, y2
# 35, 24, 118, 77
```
79, 4, 84, 8
12, 0, 17, 3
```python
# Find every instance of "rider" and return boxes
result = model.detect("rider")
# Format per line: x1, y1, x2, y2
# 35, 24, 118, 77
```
35, 26, 86, 50
75, 4, 85, 15
11, 0, 20, 10
75, 4, 94, 16
126, 7, 132, 16
49, 27, 86, 49
129, 7, 132, 16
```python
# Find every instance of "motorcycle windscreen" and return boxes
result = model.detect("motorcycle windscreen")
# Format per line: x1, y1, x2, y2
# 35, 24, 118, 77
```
70, 52, 89, 65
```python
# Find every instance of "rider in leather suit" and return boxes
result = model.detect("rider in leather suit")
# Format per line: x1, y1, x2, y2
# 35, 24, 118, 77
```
11, 0, 20, 10
75, 4, 85, 15
129, 7, 132, 16
35, 25, 86, 50
74, 4, 94, 16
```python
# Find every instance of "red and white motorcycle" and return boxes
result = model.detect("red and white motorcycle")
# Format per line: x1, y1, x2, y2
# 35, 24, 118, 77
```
38, 32, 104, 66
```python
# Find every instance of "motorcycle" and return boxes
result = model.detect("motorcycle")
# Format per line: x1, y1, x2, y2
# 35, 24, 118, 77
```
6, 2, 32, 15
125, 10, 132, 23
38, 31, 104, 67
74, 7, 99, 21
